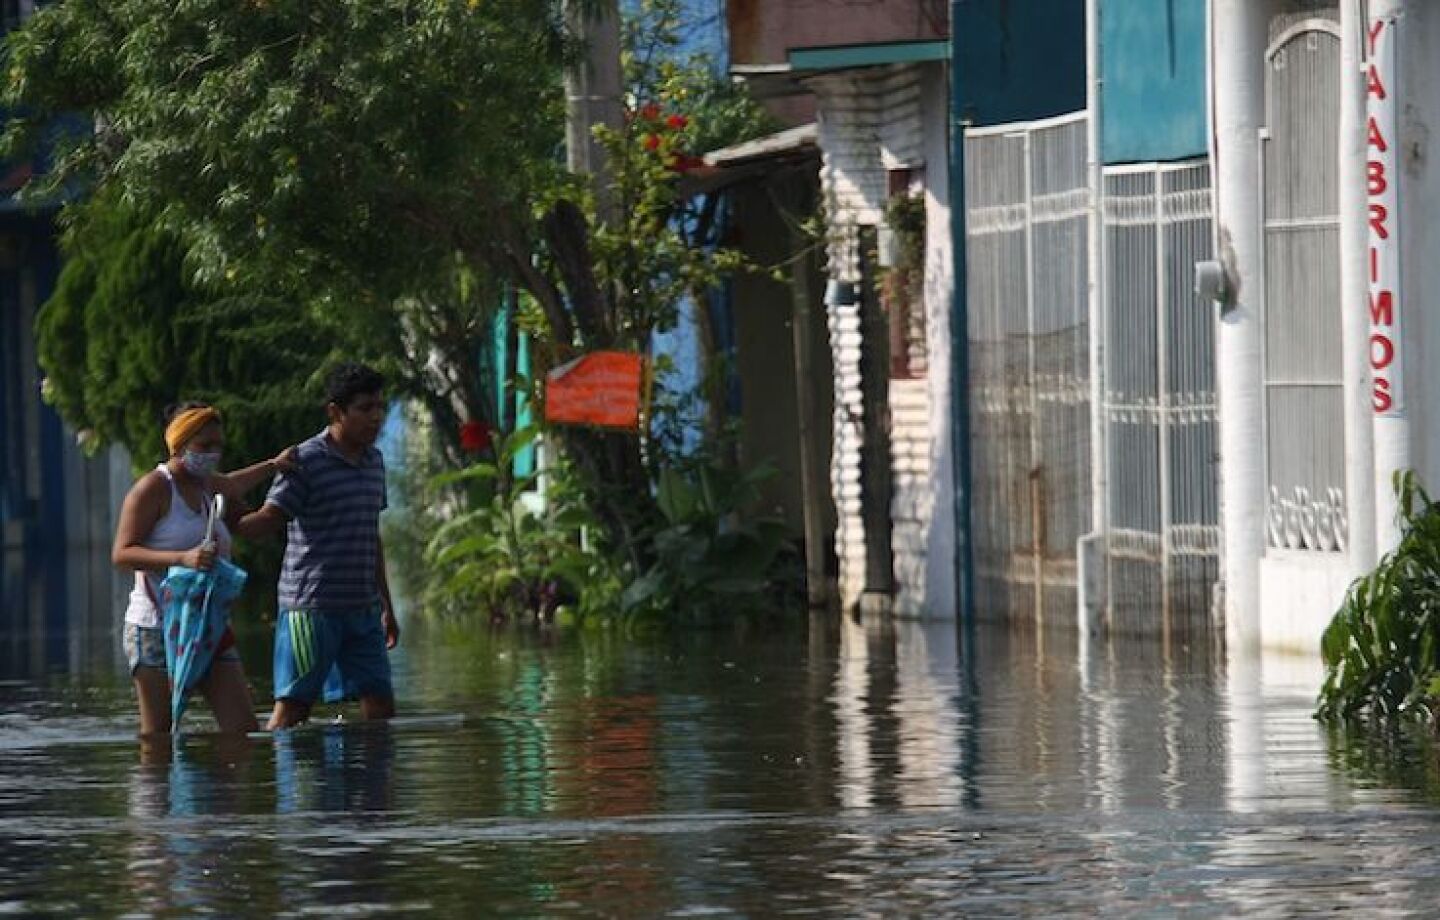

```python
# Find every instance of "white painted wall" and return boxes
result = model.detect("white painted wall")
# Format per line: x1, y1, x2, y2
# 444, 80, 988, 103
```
813, 65, 949, 615
918, 63, 956, 621
889, 377, 932, 617
1222, 2, 1428, 657
814, 72, 879, 608
1257, 553, 1354, 656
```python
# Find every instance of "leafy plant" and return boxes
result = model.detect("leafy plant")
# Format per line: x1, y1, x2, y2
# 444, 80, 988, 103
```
1318, 472, 1440, 725
424, 427, 624, 621
620, 457, 796, 617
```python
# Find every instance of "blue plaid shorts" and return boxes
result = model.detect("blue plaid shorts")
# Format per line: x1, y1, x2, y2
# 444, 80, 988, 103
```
123, 623, 239, 675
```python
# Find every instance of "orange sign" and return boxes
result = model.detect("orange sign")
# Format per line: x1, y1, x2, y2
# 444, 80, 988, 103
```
544, 351, 645, 430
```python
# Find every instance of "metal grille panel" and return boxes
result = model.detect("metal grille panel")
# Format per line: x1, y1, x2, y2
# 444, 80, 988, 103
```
966, 114, 1219, 632
1263, 24, 1345, 553
966, 115, 1091, 627
1104, 161, 1220, 630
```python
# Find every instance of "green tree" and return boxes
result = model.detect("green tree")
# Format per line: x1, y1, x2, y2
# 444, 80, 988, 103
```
37, 191, 327, 471
9, 0, 785, 607
35, 191, 333, 596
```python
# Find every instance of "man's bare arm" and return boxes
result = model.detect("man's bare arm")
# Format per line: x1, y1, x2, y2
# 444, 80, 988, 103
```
234, 503, 290, 541
377, 536, 400, 649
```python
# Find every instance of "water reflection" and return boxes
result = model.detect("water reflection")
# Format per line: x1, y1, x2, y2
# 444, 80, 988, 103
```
0, 546, 125, 679
274, 724, 396, 814
126, 735, 263, 916
10, 606, 1440, 913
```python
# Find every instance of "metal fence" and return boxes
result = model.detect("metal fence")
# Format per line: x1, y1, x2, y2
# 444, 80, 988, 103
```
1103, 162, 1220, 632
966, 115, 1220, 634
965, 113, 1092, 628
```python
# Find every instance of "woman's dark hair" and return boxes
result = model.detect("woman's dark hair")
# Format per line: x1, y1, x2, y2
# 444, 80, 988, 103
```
324, 362, 384, 410
161, 400, 212, 425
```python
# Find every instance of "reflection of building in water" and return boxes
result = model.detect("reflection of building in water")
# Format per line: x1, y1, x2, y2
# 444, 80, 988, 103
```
830, 616, 977, 815
1215, 646, 1423, 914
1224, 647, 1336, 814
832, 615, 875, 812
894, 621, 965, 811
496, 658, 552, 817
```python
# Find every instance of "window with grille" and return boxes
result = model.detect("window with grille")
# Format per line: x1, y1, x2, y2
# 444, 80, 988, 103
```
1262, 21, 1346, 553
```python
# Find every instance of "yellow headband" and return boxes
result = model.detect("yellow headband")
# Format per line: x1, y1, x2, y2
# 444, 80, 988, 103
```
164, 407, 220, 455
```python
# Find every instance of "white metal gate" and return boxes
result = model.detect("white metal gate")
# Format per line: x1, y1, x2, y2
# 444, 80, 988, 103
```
965, 113, 1092, 627
966, 114, 1220, 633
1103, 161, 1220, 631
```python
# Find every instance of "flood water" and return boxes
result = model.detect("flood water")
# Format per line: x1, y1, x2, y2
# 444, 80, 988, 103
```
4, 567, 1440, 916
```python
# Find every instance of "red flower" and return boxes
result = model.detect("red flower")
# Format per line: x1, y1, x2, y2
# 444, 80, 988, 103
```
665, 114, 688, 130
642, 133, 661, 152
459, 421, 491, 454
639, 103, 661, 121
672, 154, 705, 174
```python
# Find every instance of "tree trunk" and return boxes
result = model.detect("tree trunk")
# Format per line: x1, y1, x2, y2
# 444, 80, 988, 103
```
563, 0, 624, 224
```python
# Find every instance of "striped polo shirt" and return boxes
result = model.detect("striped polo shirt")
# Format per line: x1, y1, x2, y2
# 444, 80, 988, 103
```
267, 429, 388, 612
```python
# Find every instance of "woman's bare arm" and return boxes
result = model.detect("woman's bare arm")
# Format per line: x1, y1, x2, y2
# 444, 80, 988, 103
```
112, 473, 212, 572
215, 446, 297, 497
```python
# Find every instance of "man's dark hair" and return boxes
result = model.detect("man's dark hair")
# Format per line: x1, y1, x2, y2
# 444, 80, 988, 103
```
325, 363, 384, 410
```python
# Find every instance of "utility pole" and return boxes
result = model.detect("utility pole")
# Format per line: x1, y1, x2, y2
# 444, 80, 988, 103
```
564, 0, 625, 223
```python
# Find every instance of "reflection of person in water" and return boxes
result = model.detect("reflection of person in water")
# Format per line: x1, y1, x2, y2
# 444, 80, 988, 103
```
125, 738, 174, 915
270, 724, 399, 908
124, 735, 258, 916
273, 724, 396, 815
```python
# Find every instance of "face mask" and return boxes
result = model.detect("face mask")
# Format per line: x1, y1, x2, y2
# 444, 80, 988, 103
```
181, 450, 221, 478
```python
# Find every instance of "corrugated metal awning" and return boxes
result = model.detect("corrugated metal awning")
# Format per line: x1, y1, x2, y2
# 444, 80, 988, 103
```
703, 123, 818, 168
678, 123, 820, 197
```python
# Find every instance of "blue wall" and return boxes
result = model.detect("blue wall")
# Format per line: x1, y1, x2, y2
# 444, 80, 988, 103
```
953, 0, 1086, 127
1101, 0, 1207, 164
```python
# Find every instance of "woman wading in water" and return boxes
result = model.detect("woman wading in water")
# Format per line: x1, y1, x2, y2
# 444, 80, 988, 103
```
112, 402, 294, 735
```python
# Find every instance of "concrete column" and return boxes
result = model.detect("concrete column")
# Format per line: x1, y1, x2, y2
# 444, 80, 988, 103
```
1077, 0, 1108, 636
1340, 0, 1377, 576
1369, 0, 1411, 553
920, 64, 958, 620
1211, 0, 1269, 652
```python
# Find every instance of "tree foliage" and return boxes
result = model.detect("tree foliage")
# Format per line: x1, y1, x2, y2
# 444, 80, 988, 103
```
10, 0, 792, 617
10, 0, 560, 468
6, 0, 568, 303
36, 190, 328, 471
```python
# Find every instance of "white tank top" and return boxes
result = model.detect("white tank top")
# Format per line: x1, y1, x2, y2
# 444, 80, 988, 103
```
123, 464, 233, 627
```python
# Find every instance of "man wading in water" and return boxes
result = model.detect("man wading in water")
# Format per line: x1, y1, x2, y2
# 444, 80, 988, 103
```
237, 363, 400, 729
